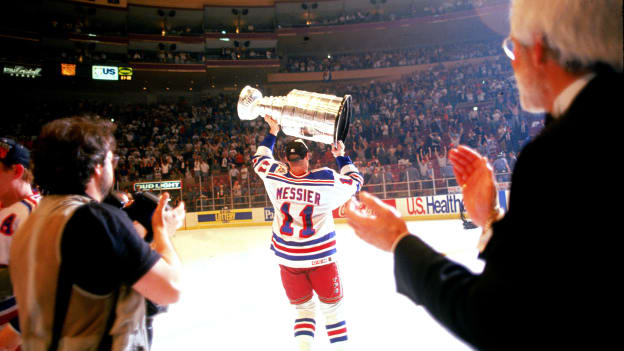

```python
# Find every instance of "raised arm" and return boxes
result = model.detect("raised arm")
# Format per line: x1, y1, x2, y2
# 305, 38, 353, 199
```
133, 192, 185, 305
332, 140, 364, 200
252, 115, 281, 177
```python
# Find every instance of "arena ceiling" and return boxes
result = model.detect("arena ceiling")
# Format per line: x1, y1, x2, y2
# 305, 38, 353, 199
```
57, 1, 509, 56
126, 0, 464, 11
22, 0, 510, 92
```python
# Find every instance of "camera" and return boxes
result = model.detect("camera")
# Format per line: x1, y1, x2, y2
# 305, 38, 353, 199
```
103, 191, 169, 346
104, 191, 170, 243
103, 193, 169, 303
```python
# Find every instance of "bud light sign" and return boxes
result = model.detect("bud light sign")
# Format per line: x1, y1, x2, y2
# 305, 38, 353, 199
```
92, 65, 118, 80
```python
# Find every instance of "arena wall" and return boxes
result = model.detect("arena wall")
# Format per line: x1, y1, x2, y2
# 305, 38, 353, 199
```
182, 190, 510, 230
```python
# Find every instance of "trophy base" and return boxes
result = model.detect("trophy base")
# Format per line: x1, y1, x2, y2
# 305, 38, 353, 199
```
334, 95, 352, 144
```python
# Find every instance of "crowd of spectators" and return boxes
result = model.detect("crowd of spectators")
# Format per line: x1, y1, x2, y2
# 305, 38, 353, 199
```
20, 45, 276, 67
46, 17, 126, 36
44, 16, 200, 37
281, 0, 503, 28
5, 41, 538, 211
127, 47, 275, 64
36, 0, 505, 40
43, 46, 126, 65
285, 39, 501, 72
313, 54, 534, 196
128, 50, 205, 65
421, 0, 495, 16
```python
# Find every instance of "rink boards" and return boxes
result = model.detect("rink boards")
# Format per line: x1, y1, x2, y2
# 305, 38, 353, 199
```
184, 190, 509, 230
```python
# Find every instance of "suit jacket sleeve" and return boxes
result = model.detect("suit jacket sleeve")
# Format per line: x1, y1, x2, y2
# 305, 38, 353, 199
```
393, 235, 503, 350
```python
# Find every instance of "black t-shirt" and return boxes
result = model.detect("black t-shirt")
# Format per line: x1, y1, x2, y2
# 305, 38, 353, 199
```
61, 201, 161, 295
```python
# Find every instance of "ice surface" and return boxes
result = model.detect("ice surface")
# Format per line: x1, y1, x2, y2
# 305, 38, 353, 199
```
151, 219, 483, 350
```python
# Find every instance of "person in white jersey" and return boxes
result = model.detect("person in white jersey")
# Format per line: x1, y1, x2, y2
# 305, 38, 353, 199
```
252, 115, 362, 351
0, 137, 40, 351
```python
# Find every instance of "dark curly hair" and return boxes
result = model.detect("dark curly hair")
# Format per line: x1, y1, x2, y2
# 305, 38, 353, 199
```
33, 116, 116, 195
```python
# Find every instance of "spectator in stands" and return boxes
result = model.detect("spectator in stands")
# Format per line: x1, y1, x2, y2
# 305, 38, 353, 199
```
448, 125, 463, 147
200, 159, 210, 180
229, 164, 239, 180
193, 157, 201, 180
383, 165, 394, 193
232, 180, 242, 206
492, 152, 510, 182
415, 150, 430, 183
507, 150, 517, 171
367, 167, 383, 194
240, 165, 249, 183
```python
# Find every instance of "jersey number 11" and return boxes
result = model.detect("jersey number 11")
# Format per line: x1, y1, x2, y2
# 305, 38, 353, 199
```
280, 202, 316, 238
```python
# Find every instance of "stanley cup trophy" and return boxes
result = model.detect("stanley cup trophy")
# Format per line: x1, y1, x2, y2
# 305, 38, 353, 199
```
237, 86, 352, 145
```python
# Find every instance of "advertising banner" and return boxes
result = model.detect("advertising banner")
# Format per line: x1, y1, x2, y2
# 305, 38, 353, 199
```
403, 194, 465, 216
61, 63, 76, 76
133, 180, 182, 192
92, 65, 118, 80
264, 207, 275, 221
3, 64, 42, 78
119, 66, 133, 80
182, 191, 509, 230
196, 209, 254, 226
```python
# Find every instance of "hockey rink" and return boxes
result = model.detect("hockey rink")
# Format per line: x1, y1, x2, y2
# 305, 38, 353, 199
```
151, 220, 484, 351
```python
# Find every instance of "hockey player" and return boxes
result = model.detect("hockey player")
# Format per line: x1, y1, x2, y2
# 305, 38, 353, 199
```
253, 115, 363, 351
0, 138, 40, 351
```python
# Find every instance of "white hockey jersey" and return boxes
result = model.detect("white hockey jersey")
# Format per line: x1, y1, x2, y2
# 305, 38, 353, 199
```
0, 193, 40, 324
0, 194, 40, 265
253, 135, 363, 268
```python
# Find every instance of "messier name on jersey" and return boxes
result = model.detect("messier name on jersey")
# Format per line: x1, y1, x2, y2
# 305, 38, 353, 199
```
276, 186, 321, 205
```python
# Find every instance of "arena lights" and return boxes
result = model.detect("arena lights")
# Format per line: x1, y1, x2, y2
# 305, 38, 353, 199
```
232, 8, 249, 34
157, 9, 176, 37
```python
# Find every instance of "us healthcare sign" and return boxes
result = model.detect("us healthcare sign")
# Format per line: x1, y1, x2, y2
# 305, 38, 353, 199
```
398, 191, 508, 218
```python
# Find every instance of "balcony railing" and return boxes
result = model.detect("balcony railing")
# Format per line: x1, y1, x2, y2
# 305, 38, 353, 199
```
115, 170, 511, 213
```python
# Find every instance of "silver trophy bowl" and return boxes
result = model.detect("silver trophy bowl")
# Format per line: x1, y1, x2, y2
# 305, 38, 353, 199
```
237, 85, 352, 145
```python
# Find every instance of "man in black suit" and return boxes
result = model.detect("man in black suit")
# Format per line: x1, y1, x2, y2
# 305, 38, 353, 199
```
344, 1, 622, 350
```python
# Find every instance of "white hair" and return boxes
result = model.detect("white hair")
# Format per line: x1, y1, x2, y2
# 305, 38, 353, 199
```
510, 0, 623, 72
